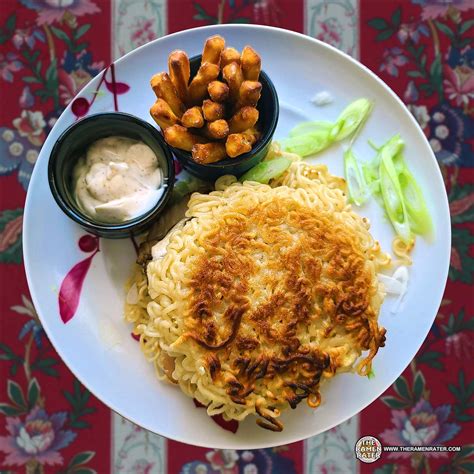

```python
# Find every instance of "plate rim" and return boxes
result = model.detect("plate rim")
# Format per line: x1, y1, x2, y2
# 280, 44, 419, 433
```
23, 23, 452, 449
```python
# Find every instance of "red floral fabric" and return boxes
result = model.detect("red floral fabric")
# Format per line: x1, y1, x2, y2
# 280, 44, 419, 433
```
359, 2, 473, 473
0, 2, 112, 473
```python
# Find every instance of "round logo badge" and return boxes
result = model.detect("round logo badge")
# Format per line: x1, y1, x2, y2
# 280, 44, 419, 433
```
355, 436, 382, 463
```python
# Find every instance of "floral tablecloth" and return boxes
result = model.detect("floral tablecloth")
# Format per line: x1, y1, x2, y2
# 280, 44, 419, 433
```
0, 1, 472, 473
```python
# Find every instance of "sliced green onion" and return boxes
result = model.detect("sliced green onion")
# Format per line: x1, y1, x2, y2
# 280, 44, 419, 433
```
342, 131, 432, 241
379, 145, 411, 243
289, 120, 333, 137
358, 134, 432, 241
328, 120, 344, 142
362, 160, 380, 196
368, 139, 381, 151
382, 134, 404, 159
367, 369, 375, 379
280, 130, 331, 157
394, 155, 433, 237
363, 135, 403, 198
344, 148, 369, 206
240, 157, 292, 184
282, 98, 373, 157
331, 98, 373, 142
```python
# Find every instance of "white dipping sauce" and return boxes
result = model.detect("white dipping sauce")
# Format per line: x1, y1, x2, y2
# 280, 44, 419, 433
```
73, 136, 164, 223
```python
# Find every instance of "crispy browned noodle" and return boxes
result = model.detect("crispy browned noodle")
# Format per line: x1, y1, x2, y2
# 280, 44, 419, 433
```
125, 161, 388, 430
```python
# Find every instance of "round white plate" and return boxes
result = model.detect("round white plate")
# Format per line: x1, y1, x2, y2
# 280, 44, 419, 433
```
24, 25, 451, 449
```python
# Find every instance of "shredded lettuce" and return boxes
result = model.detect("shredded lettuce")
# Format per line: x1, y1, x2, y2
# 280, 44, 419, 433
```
282, 98, 373, 157
240, 157, 292, 184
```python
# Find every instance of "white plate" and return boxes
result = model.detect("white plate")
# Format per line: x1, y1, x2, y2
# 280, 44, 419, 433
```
24, 25, 451, 449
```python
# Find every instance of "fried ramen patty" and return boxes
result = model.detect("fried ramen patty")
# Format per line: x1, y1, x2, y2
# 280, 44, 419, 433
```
125, 165, 388, 430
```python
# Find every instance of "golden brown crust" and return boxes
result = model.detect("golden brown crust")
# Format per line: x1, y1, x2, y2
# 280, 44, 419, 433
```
181, 196, 385, 425
127, 168, 388, 431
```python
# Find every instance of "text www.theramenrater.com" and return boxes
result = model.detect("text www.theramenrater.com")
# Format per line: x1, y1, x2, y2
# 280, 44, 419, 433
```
383, 446, 461, 453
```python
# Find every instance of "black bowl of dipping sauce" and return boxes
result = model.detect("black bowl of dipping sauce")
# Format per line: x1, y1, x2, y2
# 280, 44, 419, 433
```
168, 55, 279, 181
48, 112, 175, 239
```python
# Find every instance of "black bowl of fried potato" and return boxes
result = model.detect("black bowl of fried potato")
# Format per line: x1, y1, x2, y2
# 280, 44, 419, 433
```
149, 35, 279, 181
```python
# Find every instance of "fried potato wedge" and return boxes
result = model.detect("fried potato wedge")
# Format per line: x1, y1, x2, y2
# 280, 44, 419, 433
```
192, 142, 227, 164
229, 106, 259, 134
164, 124, 206, 151
150, 72, 186, 117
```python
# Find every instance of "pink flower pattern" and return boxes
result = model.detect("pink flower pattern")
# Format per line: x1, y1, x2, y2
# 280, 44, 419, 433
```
380, 400, 460, 458
130, 459, 155, 474
130, 18, 157, 49
0, 408, 76, 466
58, 68, 93, 105
0, 53, 23, 82
205, 449, 239, 474
397, 22, 429, 43
316, 19, 342, 48
12, 27, 46, 49
380, 47, 409, 77
445, 333, 474, 359
12, 110, 46, 147
20, 0, 100, 25
411, 0, 473, 21
443, 64, 474, 107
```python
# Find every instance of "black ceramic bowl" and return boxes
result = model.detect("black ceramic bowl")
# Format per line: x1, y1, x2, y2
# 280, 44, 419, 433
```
48, 112, 175, 239
170, 55, 279, 181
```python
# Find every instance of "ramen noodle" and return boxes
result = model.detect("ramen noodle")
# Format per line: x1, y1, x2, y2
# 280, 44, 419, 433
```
125, 161, 388, 431
392, 236, 415, 266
